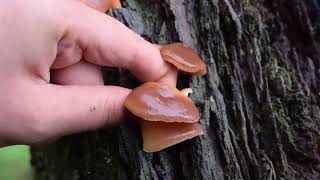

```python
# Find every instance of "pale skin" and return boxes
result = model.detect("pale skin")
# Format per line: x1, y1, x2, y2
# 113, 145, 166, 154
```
0, 0, 177, 146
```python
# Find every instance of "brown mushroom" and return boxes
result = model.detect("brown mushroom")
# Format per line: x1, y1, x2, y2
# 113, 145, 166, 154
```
160, 43, 207, 76
110, 0, 121, 8
125, 82, 204, 152
83, 0, 121, 12
142, 121, 204, 152
125, 82, 200, 123
124, 43, 207, 152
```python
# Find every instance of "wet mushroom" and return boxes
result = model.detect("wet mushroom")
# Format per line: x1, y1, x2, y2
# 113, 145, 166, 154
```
124, 43, 207, 152
142, 121, 203, 152
160, 43, 207, 76
141, 87, 203, 152
125, 82, 200, 123
125, 82, 203, 152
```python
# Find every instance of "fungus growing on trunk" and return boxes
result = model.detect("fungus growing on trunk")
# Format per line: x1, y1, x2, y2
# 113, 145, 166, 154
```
125, 82, 200, 123
124, 43, 207, 152
142, 121, 204, 152
160, 43, 207, 76
110, 0, 121, 9
83, 0, 121, 12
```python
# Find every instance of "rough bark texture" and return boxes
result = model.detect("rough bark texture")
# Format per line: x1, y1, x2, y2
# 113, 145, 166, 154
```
31, 0, 320, 179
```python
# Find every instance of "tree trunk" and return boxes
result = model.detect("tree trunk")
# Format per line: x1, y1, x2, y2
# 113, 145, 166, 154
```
31, 0, 320, 179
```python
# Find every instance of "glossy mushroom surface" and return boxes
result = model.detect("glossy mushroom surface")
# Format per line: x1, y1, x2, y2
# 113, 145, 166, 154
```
160, 43, 207, 76
142, 121, 204, 152
125, 82, 200, 123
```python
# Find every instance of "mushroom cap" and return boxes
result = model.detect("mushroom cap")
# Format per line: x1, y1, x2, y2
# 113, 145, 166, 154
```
142, 121, 204, 152
160, 43, 207, 76
125, 82, 200, 123
83, 0, 121, 12
110, 0, 121, 8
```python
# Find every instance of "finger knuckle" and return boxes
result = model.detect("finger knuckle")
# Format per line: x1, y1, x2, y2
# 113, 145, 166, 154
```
134, 45, 160, 63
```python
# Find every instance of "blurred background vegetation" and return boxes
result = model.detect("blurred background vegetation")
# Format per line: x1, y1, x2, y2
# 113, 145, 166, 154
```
0, 145, 34, 180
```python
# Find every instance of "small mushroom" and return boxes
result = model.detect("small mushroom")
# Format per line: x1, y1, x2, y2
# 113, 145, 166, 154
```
160, 43, 207, 76
142, 121, 204, 152
180, 88, 193, 97
83, 0, 121, 12
125, 82, 200, 123
110, 0, 121, 8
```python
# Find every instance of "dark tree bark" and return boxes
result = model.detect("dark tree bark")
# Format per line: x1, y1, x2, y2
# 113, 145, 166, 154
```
31, 0, 320, 179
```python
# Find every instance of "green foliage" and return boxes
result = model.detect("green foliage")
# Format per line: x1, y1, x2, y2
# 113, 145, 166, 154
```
0, 145, 34, 180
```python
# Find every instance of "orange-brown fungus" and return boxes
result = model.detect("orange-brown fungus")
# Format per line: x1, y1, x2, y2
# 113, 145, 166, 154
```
110, 0, 121, 9
125, 82, 200, 123
98, 0, 121, 10
142, 121, 204, 152
160, 43, 207, 76
125, 42, 207, 152
84, 0, 121, 12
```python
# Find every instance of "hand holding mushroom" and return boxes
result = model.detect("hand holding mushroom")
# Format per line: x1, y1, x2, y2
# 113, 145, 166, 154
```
125, 43, 207, 152
0, 0, 178, 146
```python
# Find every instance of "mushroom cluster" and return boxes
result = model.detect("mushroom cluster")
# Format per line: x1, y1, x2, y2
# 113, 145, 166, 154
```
125, 43, 207, 152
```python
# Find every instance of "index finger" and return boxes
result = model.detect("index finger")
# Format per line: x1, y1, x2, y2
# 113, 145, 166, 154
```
62, 1, 169, 82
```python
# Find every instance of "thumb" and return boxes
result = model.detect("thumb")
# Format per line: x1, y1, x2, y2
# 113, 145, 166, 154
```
31, 84, 130, 139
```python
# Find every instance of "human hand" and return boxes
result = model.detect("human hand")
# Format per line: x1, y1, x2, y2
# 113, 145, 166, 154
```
0, 0, 177, 146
